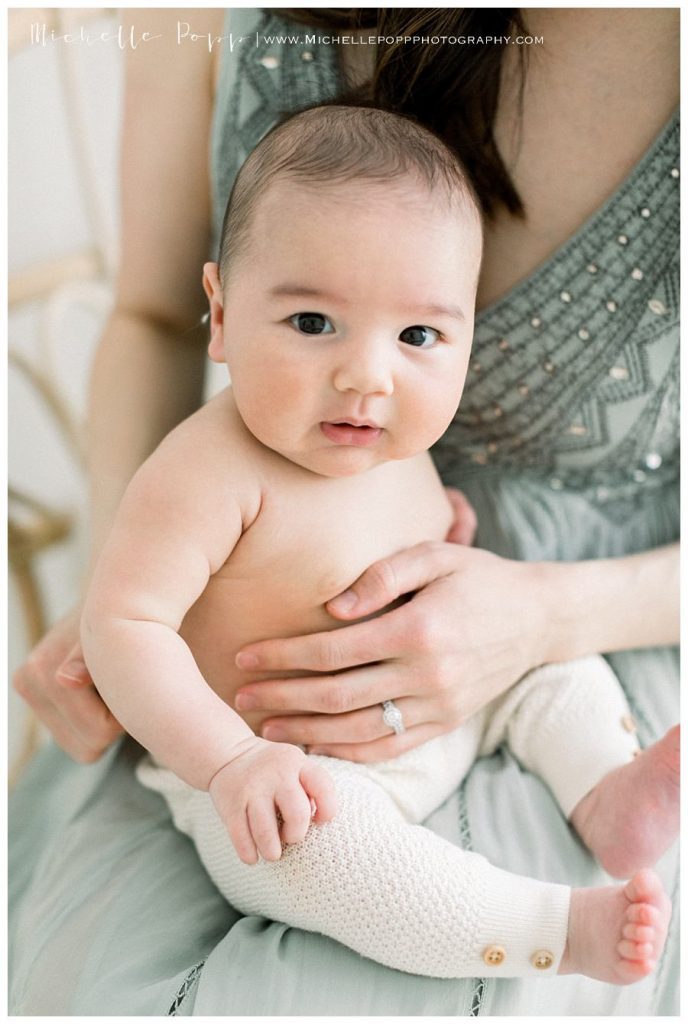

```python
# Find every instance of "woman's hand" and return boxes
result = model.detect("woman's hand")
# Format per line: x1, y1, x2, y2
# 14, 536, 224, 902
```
12, 606, 123, 763
443, 486, 478, 546
234, 543, 547, 763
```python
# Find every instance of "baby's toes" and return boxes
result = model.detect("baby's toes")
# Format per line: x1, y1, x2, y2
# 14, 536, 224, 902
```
624, 868, 664, 908
622, 922, 654, 944
627, 902, 660, 927
617, 938, 654, 962
614, 957, 655, 984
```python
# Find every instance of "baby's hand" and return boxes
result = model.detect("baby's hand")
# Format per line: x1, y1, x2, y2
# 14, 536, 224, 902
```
208, 737, 337, 864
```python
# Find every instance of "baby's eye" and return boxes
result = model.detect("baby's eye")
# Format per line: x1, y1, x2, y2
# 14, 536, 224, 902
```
399, 325, 440, 349
289, 312, 335, 335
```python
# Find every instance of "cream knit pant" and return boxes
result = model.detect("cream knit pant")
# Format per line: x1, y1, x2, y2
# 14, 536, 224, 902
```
137, 656, 640, 978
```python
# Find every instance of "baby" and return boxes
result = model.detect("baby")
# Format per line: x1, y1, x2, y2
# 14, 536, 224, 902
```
81, 104, 678, 983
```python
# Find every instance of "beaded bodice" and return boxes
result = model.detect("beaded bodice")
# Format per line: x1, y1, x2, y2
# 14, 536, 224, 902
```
211, 10, 679, 525
435, 118, 679, 512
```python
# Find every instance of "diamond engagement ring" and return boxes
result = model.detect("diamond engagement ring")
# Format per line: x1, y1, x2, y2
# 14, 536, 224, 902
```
381, 699, 405, 736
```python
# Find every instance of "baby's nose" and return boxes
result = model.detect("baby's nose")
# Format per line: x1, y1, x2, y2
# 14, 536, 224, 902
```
332, 339, 394, 396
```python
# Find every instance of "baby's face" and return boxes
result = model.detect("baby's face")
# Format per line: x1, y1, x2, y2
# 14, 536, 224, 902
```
206, 178, 481, 477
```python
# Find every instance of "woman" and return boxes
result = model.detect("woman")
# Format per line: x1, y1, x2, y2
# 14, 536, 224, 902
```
10, 8, 678, 1014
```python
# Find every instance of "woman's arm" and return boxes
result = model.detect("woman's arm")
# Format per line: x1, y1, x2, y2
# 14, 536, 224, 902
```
12, 8, 224, 761
538, 543, 679, 663
231, 542, 679, 763
88, 6, 221, 561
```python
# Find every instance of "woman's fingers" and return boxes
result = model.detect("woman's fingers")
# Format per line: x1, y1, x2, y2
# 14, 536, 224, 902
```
326, 541, 456, 619
307, 722, 445, 764
236, 664, 404, 716
260, 697, 428, 746
14, 680, 91, 762
236, 613, 405, 675
16, 664, 122, 763
13, 608, 124, 761
57, 687, 123, 752
234, 544, 461, 672
444, 487, 478, 546
56, 645, 94, 689
46, 680, 123, 758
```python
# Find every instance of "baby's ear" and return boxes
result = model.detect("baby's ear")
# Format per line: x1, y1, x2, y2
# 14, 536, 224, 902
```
207, 326, 225, 363
202, 262, 225, 363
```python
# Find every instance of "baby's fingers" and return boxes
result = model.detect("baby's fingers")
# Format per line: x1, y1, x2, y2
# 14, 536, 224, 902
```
276, 785, 313, 845
247, 799, 283, 862
228, 807, 258, 866
300, 760, 338, 824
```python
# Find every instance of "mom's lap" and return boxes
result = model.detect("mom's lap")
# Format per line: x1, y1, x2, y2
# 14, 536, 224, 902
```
9, 644, 677, 1015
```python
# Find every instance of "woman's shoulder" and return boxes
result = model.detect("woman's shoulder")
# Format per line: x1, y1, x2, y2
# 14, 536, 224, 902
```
209, 10, 342, 254
214, 9, 342, 113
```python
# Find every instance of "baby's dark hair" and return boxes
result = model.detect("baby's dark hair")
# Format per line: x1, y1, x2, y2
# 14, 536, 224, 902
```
217, 102, 482, 286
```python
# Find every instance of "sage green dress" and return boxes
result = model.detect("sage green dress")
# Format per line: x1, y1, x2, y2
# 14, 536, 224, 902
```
9, 9, 679, 1015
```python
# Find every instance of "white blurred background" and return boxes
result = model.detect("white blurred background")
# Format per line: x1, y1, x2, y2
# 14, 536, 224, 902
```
8, 8, 225, 780
9, 8, 122, 778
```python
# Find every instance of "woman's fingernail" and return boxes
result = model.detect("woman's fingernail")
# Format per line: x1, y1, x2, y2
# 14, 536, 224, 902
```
329, 589, 357, 613
236, 652, 259, 669
262, 725, 287, 742
58, 661, 87, 684
234, 693, 257, 711
308, 747, 326, 756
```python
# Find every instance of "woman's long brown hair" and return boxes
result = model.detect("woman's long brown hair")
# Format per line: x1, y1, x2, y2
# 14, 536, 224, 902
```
275, 8, 529, 217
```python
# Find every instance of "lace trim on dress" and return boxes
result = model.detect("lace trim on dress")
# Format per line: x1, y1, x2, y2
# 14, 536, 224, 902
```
167, 959, 206, 1016
458, 778, 488, 1014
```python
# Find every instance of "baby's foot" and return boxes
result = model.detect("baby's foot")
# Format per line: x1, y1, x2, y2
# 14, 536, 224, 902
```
570, 725, 680, 878
559, 869, 671, 984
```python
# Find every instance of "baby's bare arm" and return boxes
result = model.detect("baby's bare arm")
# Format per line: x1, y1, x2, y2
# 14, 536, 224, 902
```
81, 408, 256, 789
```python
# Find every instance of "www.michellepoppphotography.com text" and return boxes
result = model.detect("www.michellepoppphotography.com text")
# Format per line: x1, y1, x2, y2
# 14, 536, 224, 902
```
30, 21, 544, 53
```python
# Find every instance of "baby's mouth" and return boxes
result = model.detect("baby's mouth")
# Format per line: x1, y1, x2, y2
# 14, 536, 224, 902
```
320, 421, 383, 447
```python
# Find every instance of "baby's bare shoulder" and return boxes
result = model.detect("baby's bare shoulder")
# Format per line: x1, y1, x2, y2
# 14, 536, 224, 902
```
132, 388, 264, 528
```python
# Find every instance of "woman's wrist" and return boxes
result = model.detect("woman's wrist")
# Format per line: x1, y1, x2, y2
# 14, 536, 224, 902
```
527, 544, 679, 666
528, 559, 592, 665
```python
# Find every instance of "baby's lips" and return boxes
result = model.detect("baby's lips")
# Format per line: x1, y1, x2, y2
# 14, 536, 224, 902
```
324, 418, 381, 429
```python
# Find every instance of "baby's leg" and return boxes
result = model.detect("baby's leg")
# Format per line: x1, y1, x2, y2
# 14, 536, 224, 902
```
481, 657, 680, 878
570, 725, 680, 879
138, 750, 570, 979
137, 748, 669, 983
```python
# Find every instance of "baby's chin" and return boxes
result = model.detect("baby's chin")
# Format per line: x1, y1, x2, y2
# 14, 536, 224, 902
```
265, 440, 421, 479
283, 448, 389, 479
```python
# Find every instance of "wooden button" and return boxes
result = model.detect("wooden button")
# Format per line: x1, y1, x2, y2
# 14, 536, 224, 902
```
531, 949, 555, 970
483, 945, 506, 966
621, 715, 637, 733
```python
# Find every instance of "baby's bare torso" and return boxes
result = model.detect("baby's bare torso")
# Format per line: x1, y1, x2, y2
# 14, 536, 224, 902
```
179, 392, 453, 734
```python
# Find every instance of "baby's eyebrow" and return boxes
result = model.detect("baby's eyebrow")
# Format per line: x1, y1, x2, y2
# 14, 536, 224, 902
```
421, 303, 465, 322
268, 284, 465, 322
268, 284, 338, 302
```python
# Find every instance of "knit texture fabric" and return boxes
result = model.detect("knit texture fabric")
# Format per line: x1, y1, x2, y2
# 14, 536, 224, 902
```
138, 654, 635, 979
481, 655, 641, 817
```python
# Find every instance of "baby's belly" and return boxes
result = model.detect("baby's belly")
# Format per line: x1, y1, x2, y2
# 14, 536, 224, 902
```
180, 453, 454, 733
179, 580, 375, 736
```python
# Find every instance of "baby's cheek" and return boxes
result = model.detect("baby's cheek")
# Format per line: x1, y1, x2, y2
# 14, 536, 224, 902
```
415, 377, 464, 446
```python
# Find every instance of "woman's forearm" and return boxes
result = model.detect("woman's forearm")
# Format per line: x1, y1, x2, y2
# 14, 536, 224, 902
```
537, 543, 679, 664
85, 308, 207, 578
